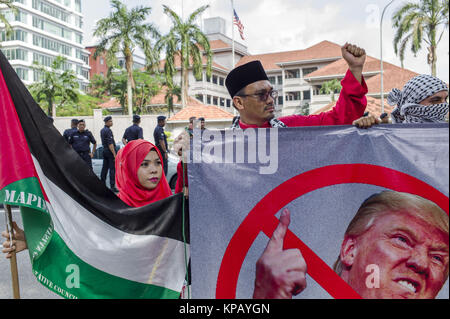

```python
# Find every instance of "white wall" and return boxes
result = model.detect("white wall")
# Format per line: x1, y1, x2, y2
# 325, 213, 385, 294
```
53, 109, 233, 151
53, 109, 169, 147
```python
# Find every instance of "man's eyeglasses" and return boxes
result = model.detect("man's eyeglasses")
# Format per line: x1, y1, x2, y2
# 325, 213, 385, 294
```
238, 90, 279, 102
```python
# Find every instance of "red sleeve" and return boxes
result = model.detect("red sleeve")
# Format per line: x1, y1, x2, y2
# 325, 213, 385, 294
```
280, 69, 368, 127
175, 161, 183, 194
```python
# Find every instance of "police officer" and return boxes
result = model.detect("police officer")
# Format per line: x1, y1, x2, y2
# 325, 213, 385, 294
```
153, 115, 169, 176
100, 116, 118, 192
122, 114, 143, 145
68, 119, 97, 169
198, 117, 206, 130
63, 118, 78, 142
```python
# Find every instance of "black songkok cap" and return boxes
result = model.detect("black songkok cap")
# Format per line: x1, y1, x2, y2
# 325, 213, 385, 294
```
225, 60, 269, 98
157, 116, 166, 121
104, 116, 112, 122
71, 118, 79, 124
133, 114, 141, 122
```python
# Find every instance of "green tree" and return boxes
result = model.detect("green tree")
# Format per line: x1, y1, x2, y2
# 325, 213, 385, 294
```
157, 5, 212, 109
164, 82, 181, 117
88, 74, 110, 98
392, 0, 449, 75
133, 71, 162, 114
93, 0, 160, 115
320, 79, 342, 102
0, 0, 17, 38
29, 56, 79, 117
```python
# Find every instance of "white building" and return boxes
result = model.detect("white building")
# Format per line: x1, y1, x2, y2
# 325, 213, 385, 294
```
0, 0, 90, 91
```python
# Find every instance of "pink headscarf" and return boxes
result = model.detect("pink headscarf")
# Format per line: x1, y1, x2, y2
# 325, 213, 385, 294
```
115, 140, 172, 207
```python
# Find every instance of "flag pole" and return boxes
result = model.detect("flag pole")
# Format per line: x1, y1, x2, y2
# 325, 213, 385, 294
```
231, 0, 235, 68
231, 0, 237, 116
4, 204, 21, 299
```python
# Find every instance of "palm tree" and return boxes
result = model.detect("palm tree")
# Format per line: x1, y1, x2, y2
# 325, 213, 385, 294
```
93, 0, 160, 115
0, 0, 17, 38
164, 83, 182, 117
157, 5, 212, 109
320, 79, 342, 102
392, 0, 449, 76
29, 56, 79, 117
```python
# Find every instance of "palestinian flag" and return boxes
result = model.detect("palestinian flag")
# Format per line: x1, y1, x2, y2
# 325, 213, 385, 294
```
0, 51, 189, 299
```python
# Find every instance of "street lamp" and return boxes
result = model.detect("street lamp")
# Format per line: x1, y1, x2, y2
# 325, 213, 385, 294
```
380, 0, 395, 114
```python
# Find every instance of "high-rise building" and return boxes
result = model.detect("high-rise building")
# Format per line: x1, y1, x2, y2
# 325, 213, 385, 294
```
0, 0, 90, 91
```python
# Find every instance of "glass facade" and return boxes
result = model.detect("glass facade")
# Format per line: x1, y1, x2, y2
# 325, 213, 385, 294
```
32, 0, 69, 23
33, 34, 72, 56
32, 16, 72, 40
1, 29, 28, 42
1, 48, 28, 61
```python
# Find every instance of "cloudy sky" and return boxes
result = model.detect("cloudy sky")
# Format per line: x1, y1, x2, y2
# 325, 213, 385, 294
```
82, 0, 449, 82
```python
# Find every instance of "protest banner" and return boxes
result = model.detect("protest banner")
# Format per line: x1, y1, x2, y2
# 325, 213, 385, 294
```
189, 124, 449, 299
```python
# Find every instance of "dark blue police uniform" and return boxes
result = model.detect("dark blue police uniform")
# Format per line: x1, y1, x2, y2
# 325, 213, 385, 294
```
63, 127, 78, 142
123, 124, 143, 143
153, 124, 168, 175
100, 124, 116, 189
69, 130, 96, 168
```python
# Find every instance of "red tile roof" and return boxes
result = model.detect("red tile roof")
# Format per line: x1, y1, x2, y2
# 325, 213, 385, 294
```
210, 39, 230, 50
99, 98, 121, 109
159, 54, 229, 72
304, 55, 420, 95
168, 105, 234, 121
236, 40, 342, 71
312, 96, 393, 118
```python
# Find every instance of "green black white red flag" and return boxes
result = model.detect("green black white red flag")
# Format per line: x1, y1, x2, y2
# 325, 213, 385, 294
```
0, 51, 189, 299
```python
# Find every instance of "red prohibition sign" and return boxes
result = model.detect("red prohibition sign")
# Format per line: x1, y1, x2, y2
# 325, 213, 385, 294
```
215, 164, 449, 299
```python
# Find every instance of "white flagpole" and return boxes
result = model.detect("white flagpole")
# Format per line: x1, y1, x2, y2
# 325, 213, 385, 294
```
231, 0, 235, 69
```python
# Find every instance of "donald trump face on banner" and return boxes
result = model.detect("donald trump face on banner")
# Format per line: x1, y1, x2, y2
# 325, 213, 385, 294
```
254, 191, 449, 299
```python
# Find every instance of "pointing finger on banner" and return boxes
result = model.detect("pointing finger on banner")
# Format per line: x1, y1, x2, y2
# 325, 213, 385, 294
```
265, 208, 290, 252
253, 208, 308, 299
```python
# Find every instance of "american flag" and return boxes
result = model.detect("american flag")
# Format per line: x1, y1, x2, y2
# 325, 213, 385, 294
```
233, 9, 245, 40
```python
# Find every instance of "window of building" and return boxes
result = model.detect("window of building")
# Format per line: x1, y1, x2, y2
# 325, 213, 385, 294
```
14, 67, 28, 81
195, 94, 204, 103
302, 67, 318, 77
33, 34, 72, 56
75, 0, 81, 13
220, 97, 225, 107
303, 90, 311, 100
32, 0, 69, 23
32, 16, 72, 40
285, 69, 300, 79
206, 95, 211, 104
100, 58, 104, 65
278, 96, 283, 105
212, 75, 218, 85
219, 77, 224, 86
268, 76, 276, 85
3, 9, 27, 23
213, 96, 218, 105
277, 75, 283, 85
75, 33, 82, 44
226, 99, 231, 108
1, 29, 27, 42
286, 92, 301, 101
2, 48, 28, 61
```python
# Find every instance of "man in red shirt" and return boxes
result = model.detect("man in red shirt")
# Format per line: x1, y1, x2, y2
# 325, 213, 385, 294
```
225, 43, 368, 129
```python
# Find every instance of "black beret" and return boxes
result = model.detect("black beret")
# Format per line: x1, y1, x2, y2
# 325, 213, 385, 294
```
104, 116, 112, 122
225, 60, 269, 98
